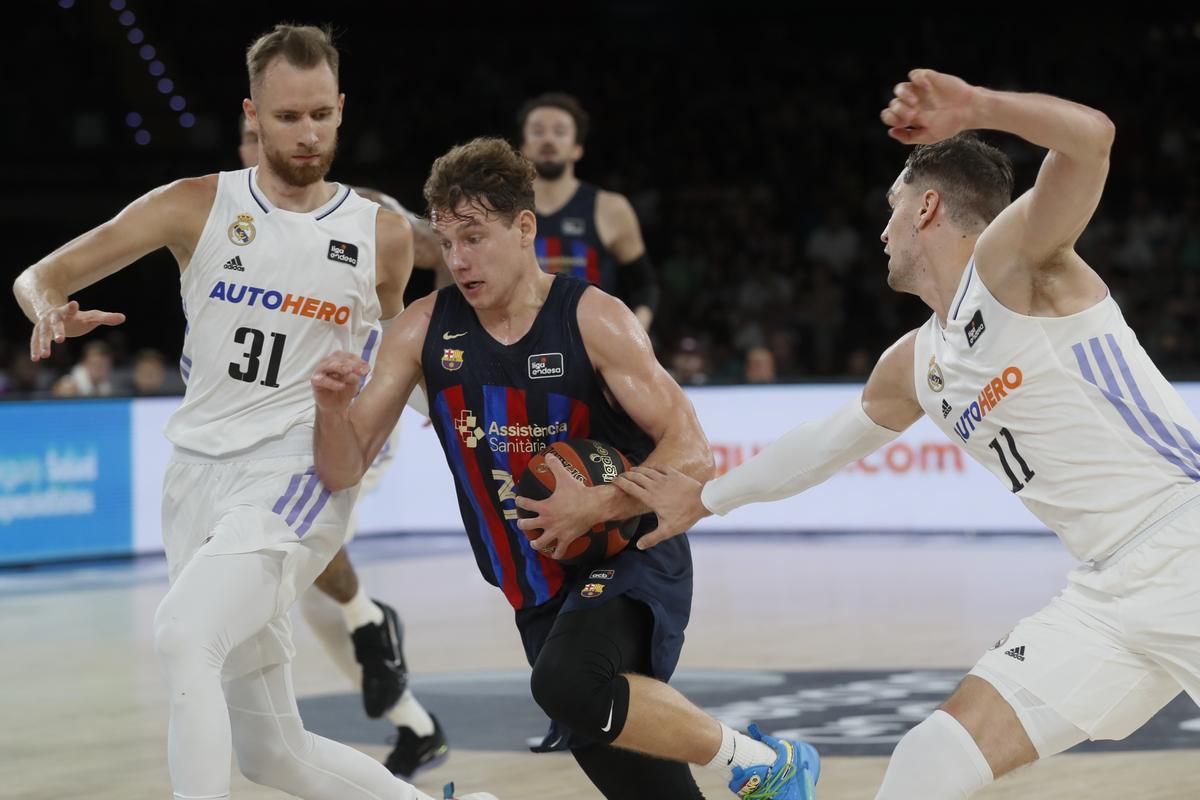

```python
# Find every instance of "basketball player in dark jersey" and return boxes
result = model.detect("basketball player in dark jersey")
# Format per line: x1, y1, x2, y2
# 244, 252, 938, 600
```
239, 116, 449, 777
310, 138, 818, 799
517, 92, 659, 331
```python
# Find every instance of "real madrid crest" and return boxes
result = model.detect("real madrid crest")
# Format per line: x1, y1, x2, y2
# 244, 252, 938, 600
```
927, 356, 944, 393
227, 213, 256, 246
442, 348, 464, 371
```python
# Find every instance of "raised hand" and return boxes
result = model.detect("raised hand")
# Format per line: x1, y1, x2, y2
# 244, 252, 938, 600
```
880, 68, 979, 145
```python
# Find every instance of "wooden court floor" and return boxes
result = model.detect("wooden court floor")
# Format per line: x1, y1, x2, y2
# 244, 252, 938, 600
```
3, 533, 1198, 799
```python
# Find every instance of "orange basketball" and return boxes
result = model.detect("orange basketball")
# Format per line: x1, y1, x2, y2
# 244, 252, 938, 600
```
517, 439, 638, 566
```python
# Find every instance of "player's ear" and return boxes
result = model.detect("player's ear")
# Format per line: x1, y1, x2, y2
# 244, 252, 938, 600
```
336, 93, 346, 127
243, 98, 258, 131
917, 189, 940, 231
573, 143, 584, 163
517, 209, 537, 245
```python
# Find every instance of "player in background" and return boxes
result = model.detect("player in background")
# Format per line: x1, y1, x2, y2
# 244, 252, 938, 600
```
517, 92, 659, 331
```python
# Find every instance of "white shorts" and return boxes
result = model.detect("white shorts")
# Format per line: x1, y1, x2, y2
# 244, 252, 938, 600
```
971, 495, 1200, 741
162, 430, 358, 678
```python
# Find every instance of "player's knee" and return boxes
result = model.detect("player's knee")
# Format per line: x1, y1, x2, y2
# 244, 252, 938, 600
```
152, 610, 198, 666
234, 741, 292, 787
530, 646, 629, 743
529, 653, 576, 722
153, 606, 225, 674
876, 710, 993, 800
231, 722, 300, 788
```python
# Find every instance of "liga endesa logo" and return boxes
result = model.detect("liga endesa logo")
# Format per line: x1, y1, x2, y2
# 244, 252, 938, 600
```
711, 439, 966, 476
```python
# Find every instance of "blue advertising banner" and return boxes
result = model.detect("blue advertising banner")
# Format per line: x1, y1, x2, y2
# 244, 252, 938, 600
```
0, 399, 132, 564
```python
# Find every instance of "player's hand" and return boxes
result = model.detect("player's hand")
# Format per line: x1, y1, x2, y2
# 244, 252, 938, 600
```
30, 300, 125, 361
311, 351, 369, 413
615, 466, 709, 550
516, 454, 600, 560
881, 68, 979, 145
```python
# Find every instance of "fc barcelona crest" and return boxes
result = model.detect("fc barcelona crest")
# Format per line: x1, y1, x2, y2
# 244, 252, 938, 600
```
442, 348, 464, 371
580, 583, 605, 598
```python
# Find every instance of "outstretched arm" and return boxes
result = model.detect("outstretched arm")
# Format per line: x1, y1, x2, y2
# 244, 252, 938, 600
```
619, 330, 925, 549
13, 176, 214, 360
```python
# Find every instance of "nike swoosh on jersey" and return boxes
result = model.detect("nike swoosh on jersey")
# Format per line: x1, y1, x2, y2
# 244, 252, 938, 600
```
443, 331, 468, 340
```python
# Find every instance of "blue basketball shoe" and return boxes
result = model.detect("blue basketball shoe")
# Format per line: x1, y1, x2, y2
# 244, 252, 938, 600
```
728, 724, 820, 799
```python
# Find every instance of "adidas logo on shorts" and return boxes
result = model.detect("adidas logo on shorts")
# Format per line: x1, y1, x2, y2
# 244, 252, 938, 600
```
222, 256, 245, 271
1004, 645, 1026, 661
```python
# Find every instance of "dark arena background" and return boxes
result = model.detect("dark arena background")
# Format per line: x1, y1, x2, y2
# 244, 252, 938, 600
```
3, 6, 1200, 799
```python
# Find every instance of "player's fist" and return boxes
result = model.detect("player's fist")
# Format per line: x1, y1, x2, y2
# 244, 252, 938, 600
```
30, 300, 125, 361
311, 352, 368, 412
880, 68, 979, 145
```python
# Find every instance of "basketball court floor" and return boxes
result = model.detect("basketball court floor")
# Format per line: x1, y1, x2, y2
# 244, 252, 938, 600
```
4, 532, 1198, 799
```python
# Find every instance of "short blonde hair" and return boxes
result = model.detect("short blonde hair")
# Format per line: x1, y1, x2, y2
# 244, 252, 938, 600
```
246, 24, 338, 95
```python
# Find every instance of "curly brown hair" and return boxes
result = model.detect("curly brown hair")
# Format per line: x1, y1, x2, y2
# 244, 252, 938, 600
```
423, 137, 537, 225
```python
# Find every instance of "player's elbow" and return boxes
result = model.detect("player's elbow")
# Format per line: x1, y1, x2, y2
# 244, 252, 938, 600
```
1088, 110, 1116, 159
315, 463, 357, 493
696, 444, 717, 482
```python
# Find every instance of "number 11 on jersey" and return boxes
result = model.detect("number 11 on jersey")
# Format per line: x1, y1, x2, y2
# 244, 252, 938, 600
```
988, 426, 1035, 493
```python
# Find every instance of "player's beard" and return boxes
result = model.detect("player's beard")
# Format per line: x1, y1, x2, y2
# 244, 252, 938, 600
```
533, 159, 567, 180
262, 136, 338, 187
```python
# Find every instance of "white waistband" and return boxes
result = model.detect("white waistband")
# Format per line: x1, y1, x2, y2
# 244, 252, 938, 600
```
170, 424, 314, 464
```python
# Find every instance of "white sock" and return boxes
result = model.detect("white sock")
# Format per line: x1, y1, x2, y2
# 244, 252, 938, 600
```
340, 587, 384, 631
386, 688, 436, 736
875, 710, 994, 800
704, 723, 777, 781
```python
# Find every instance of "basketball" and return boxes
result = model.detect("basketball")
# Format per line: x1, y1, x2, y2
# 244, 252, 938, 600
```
517, 439, 639, 566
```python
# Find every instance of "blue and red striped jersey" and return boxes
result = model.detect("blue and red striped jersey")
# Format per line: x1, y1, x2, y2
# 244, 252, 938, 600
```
535, 183, 617, 292
421, 275, 654, 609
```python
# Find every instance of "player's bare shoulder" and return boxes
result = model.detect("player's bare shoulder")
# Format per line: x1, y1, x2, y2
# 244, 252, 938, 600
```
594, 189, 641, 251
577, 285, 653, 364
389, 289, 436, 349
375, 207, 415, 265
153, 174, 219, 226
863, 329, 924, 431
373, 207, 415, 315
119, 174, 218, 271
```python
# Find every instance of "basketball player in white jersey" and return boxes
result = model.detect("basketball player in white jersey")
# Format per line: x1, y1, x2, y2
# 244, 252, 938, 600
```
14, 24, 493, 800
238, 117, 451, 779
617, 68, 1200, 798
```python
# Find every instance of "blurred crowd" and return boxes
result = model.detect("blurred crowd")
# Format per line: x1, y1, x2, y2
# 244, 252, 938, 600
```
5, 12, 1198, 399
0, 338, 183, 399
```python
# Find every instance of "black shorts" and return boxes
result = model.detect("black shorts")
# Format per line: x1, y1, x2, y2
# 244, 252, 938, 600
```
514, 533, 694, 681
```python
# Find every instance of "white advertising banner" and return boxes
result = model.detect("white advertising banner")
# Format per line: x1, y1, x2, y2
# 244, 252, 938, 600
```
112, 383, 1200, 555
